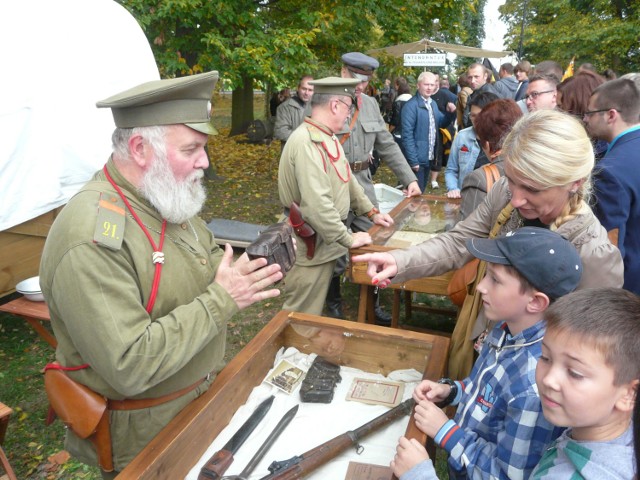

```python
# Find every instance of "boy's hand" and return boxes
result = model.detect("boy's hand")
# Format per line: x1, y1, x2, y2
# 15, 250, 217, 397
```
413, 379, 451, 403
391, 436, 430, 478
414, 398, 450, 438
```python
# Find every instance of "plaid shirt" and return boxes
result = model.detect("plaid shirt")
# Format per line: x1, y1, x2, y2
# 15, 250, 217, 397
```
436, 321, 564, 480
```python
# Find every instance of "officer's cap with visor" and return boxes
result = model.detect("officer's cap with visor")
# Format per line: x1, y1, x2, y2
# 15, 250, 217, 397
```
342, 52, 379, 82
96, 71, 219, 135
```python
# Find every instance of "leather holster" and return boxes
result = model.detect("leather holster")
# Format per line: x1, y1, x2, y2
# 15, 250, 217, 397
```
288, 202, 316, 260
44, 366, 114, 472
246, 222, 296, 274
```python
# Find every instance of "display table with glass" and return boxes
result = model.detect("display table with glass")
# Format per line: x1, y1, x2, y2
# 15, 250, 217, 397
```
348, 194, 461, 326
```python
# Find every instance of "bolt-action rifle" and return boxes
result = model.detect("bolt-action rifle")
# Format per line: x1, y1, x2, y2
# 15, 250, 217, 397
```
258, 398, 415, 480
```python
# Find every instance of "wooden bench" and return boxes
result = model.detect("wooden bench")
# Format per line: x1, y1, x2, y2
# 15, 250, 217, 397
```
0, 403, 17, 480
0, 297, 56, 348
0, 403, 10, 446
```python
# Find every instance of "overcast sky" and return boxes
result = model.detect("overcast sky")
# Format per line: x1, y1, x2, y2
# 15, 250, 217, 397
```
483, 0, 508, 51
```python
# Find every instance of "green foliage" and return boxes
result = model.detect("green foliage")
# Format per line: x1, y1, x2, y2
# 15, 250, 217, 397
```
501, 0, 640, 73
0, 313, 101, 478
117, 0, 483, 132
117, 0, 481, 88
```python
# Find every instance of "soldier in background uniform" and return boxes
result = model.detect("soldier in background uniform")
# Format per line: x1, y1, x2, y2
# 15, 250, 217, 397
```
278, 77, 394, 316
332, 52, 420, 324
39, 72, 284, 477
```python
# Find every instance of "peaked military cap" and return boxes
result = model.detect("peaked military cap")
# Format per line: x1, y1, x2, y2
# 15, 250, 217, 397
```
309, 77, 359, 100
96, 71, 219, 135
466, 227, 582, 299
342, 52, 379, 81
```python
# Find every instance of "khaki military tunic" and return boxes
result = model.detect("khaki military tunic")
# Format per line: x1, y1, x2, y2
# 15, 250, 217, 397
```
278, 118, 373, 314
39, 159, 236, 470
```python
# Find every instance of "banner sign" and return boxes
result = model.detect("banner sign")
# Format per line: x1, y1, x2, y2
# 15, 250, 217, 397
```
403, 53, 446, 67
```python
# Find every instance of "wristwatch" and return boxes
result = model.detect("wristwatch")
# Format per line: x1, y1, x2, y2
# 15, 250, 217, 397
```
437, 378, 458, 407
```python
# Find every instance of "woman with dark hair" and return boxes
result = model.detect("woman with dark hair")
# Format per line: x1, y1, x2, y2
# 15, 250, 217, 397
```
557, 70, 605, 117
557, 71, 608, 159
389, 77, 412, 157
459, 99, 523, 219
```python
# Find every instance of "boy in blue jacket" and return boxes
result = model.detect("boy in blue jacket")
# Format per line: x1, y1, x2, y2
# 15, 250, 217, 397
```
392, 227, 581, 479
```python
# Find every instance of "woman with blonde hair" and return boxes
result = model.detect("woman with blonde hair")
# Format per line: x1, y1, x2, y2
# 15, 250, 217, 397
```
353, 109, 623, 378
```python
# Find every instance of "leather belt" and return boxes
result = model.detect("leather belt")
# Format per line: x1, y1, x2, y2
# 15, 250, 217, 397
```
350, 160, 369, 173
107, 373, 211, 411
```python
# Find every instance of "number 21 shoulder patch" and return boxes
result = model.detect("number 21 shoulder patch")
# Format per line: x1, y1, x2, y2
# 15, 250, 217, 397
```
93, 192, 126, 250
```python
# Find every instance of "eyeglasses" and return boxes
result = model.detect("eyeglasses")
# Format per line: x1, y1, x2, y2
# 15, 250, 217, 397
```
337, 98, 356, 114
583, 108, 613, 117
524, 90, 555, 101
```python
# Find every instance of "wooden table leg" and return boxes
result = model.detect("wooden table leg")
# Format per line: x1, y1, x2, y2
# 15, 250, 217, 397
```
23, 316, 57, 348
366, 286, 376, 324
357, 284, 369, 323
405, 290, 412, 322
0, 403, 12, 446
392, 290, 401, 328
357, 285, 377, 324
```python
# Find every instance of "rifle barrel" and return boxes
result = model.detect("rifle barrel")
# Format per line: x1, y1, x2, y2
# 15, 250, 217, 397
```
259, 398, 414, 480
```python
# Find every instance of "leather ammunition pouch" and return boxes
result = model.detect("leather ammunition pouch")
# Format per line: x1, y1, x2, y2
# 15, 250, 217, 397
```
246, 222, 296, 274
287, 202, 317, 260
300, 356, 341, 403
44, 366, 114, 472
349, 160, 370, 173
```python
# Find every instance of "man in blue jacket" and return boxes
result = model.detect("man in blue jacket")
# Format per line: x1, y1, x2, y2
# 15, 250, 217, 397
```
584, 78, 640, 294
401, 71, 456, 192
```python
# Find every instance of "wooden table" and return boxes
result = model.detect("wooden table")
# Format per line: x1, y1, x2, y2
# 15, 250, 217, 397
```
117, 310, 450, 479
0, 403, 11, 446
0, 297, 56, 348
349, 194, 461, 326
0, 403, 16, 480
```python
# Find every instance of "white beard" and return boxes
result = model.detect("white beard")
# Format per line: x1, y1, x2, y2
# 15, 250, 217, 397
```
139, 149, 206, 224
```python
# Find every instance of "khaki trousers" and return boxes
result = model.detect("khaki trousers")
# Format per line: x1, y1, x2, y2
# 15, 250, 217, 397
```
282, 260, 336, 316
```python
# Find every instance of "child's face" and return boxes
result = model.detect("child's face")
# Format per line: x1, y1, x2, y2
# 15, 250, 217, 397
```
536, 330, 631, 441
476, 263, 532, 328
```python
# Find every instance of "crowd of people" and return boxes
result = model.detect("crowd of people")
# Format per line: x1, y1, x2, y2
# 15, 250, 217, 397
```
36, 51, 640, 480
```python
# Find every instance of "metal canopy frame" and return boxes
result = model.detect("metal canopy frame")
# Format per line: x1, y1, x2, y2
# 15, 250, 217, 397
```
368, 38, 514, 59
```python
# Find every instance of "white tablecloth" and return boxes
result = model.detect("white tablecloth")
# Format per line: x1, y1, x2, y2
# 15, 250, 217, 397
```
186, 347, 422, 480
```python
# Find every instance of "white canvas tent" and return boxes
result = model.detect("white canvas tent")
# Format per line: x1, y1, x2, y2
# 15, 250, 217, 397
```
0, 0, 159, 296
368, 38, 515, 60
0, 0, 160, 232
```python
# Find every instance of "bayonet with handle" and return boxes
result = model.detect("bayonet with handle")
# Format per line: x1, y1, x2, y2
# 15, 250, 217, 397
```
198, 395, 275, 480
222, 404, 299, 480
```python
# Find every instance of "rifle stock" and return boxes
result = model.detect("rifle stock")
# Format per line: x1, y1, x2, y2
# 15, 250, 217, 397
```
259, 398, 415, 480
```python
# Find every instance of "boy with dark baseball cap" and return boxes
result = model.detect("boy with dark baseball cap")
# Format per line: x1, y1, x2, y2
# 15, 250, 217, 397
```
392, 227, 582, 480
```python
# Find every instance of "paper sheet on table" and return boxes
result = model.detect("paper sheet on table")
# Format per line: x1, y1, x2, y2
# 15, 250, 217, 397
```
186, 348, 422, 480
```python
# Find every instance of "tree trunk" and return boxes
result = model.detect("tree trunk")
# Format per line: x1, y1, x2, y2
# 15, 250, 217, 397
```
229, 74, 254, 136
